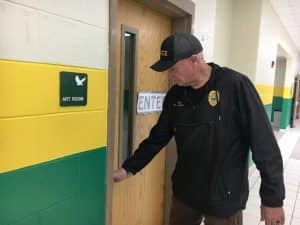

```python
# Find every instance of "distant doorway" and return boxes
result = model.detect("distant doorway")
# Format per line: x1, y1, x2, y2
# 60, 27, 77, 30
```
271, 45, 292, 130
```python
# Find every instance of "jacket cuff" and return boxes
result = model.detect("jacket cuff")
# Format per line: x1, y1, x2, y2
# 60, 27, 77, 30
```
122, 165, 136, 175
261, 199, 283, 207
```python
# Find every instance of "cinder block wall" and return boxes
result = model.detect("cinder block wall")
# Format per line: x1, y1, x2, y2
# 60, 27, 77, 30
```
0, 1, 109, 225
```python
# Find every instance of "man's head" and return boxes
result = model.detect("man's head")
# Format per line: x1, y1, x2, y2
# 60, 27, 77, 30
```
151, 33, 210, 89
150, 33, 203, 72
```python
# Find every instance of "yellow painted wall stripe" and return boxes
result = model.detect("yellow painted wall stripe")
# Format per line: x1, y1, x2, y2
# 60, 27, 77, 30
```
255, 84, 293, 105
255, 85, 274, 105
0, 59, 107, 118
0, 60, 108, 173
273, 86, 293, 98
0, 111, 107, 173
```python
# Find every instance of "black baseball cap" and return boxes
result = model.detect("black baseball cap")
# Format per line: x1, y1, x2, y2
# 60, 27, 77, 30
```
150, 33, 203, 72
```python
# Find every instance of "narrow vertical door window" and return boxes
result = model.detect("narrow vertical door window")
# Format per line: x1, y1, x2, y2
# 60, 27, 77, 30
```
119, 26, 137, 166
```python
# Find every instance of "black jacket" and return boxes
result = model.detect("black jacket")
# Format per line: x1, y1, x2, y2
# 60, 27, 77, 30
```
122, 63, 285, 217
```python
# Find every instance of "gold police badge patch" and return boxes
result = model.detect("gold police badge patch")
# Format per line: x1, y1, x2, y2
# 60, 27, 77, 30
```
208, 90, 220, 107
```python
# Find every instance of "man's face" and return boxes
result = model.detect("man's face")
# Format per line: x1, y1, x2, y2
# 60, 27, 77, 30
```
166, 57, 195, 87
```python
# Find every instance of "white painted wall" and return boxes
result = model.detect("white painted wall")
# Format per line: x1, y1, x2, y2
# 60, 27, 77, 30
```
213, 0, 233, 67
0, 0, 109, 69
192, 0, 217, 62
191, 0, 300, 88
255, 0, 300, 86
229, 0, 262, 81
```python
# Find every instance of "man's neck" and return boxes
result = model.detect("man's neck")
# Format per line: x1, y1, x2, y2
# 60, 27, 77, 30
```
191, 64, 212, 89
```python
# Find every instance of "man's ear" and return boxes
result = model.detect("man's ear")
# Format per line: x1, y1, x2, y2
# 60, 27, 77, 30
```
190, 54, 198, 63
190, 54, 200, 64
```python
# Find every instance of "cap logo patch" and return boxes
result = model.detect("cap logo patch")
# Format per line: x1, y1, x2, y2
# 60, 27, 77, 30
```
208, 90, 219, 107
161, 50, 168, 57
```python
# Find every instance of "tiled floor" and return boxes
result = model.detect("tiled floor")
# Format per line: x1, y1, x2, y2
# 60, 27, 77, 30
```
244, 120, 300, 225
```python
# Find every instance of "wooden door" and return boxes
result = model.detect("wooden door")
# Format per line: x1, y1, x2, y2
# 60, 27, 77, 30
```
112, 0, 171, 225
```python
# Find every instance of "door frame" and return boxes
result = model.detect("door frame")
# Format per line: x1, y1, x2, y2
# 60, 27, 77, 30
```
291, 75, 300, 127
107, 1, 195, 225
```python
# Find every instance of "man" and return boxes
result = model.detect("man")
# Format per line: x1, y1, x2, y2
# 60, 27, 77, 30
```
113, 33, 285, 225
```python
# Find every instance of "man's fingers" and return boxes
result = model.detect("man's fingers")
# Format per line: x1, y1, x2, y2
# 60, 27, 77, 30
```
113, 171, 124, 182
265, 218, 271, 225
261, 205, 265, 221
281, 214, 285, 224
113, 168, 128, 182
280, 217, 284, 225
264, 217, 284, 225
261, 205, 285, 225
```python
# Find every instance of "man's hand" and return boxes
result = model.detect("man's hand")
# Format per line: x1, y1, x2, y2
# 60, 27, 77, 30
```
113, 168, 128, 182
261, 205, 285, 225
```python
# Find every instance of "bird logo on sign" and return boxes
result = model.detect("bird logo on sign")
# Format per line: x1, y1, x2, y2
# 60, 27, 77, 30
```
75, 75, 86, 86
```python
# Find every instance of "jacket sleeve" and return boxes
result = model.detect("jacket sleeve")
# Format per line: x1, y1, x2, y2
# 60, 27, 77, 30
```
122, 93, 174, 174
236, 75, 285, 207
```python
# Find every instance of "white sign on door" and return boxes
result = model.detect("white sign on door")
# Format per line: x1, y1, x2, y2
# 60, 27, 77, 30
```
137, 92, 166, 114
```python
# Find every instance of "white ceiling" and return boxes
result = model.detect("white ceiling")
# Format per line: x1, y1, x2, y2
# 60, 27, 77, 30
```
270, 0, 300, 52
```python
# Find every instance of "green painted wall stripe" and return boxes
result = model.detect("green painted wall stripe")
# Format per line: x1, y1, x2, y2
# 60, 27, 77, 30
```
264, 104, 272, 120
272, 97, 282, 111
271, 96, 292, 129
248, 151, 254, 167
281, 98, 293, 129
0, 147, 106, 225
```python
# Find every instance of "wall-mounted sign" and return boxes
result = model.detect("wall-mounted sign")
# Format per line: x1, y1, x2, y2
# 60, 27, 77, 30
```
137, 92, 166, 114
60, 71, 88, 106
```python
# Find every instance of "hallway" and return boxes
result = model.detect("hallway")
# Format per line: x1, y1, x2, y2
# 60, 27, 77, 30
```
244, 119, 300, 225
